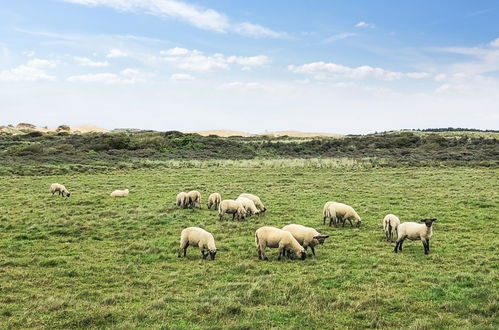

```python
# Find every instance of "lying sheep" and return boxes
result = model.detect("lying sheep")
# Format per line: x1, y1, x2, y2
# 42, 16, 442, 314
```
235, 196, 259, 217
282, 224, 329, 257
207, 193, 221, 210
218, 200, 246, 220
239, 193, 266, 213
255, 226, 306, 261
394, 218, 437, 255
178, 227, 217, 260
50, 183, 70, 197
176, 192, 188, 208
324, 202, 362, 227
110, 189, 129, 197
186, 190, 201, 208
383, 214, 401, 242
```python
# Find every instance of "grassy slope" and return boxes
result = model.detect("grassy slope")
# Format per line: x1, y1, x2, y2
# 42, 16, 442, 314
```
0, 166, 498, 329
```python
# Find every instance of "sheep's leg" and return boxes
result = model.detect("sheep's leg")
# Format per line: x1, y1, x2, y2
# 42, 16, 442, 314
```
426, 238, 430, 253
398, 239, 404, 251
201, 249, 208, 259
232, 213, 235, 221
323, 217, 326, 225
310, 246, 316, 257
423, 239, 430, 254
348, 218, 353, 227
394, 240, 401, 253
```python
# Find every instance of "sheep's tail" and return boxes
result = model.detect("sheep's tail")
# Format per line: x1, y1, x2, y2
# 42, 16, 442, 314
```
255, 232, 259, 248
388, 223, 392, 234
383, 219, 387, 231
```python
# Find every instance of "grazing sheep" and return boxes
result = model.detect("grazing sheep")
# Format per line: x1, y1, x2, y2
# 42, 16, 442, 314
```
324, 202, 362, 227
235, 196, 259, 217
176, 192, 188, 208
50, 183, 70, 197
383, 214, 401, 242
207, 193, 221, 210
178, 227, 217, 260
239, 193, 266, 213
218, 200, 246, 220
110, 189, 129, 197
394, 218, 437, 255
322, 201, 335, 225
186, 190, 201, 208
282, 224, 329, 257
255, 226, 306, 261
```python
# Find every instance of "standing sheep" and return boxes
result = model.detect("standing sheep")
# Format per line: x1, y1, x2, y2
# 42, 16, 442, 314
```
235, 196, 259, 217
176, 192, 188, 208
322, 201, 335, 225
218, 200, 246, 220
207, 193, 221, 210
255, 226, 306, 261
324, 202, 362, 227
50, 183, 71, 197
282, 224, 329, 257
239, 193, 266, 213
394, 218, 437, 255
110, 189, 129, 197
383, 214, 401, 242
178, 227, 217, 260
186, 190, 201, 208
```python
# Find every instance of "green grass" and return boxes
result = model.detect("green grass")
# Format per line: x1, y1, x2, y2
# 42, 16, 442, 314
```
0, 166, 497, 329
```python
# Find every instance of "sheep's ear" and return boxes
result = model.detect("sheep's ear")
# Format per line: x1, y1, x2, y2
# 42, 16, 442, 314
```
420, 219, 426, 222
432, 218, 437, 222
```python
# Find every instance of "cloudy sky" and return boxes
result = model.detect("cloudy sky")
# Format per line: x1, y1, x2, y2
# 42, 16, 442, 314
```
1, 0, 498, 134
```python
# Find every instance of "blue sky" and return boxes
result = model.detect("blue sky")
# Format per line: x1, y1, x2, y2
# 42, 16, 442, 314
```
1, 0, 498, 133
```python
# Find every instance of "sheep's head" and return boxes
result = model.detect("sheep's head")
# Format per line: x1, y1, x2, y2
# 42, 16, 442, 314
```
313, 235, 329, 245
355, 218, 362, 227
421, 218, 437, 227
209, 249, 217, 260
299, 249, 307, 260
66, 192, 71, 197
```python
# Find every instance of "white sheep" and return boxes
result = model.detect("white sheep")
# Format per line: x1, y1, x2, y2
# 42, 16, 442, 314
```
282, 224, 329, 257
218, 200, 246, 220
323, 202, 362, 227
110, 189, 129, 197
322, 201, 335, 225
186, 190, 201, 208
235, 196, 259, 217
178, 227, 217, 260
176, 192, 188, 208
394, 218, 437, 255
383, 214, 401, 242
255, 226, 306, 260
239, 193, 266, 213
207, 192, 221, 210
50, 183, 70, 197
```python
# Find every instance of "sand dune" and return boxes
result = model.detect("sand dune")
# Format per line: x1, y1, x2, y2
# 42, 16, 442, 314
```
190, 129, 343, 138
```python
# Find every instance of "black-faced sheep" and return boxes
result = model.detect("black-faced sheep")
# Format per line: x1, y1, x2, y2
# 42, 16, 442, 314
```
255, 226, 306, 261
176, 192, 188, 208
239, 193, 266, 213
110, 189, 129, 197
178, 227, 217, 260
186, 190, 201, 208
235, 196, 259, 217
207, 192, 221, 210
383, 214, 400, 242
50, 183, 70, 197
282, 224, 329, 257
218, 200, 246, 220
394, 218, 437, 255
323, 202, 362, 227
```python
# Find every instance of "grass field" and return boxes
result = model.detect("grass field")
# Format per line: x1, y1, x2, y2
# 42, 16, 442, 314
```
0, 165, 498, 329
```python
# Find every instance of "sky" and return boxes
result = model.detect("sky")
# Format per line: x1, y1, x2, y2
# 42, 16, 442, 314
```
0, 0, 498, 134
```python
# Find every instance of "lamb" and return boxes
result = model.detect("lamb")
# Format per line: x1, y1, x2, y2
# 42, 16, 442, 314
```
207, 192, 221, 210
186, 190, 201, 208
323, 202, 362, 227
176, 192, 188, 208
255, 226, 306, 260
235, 196, 259, 217
238, 193, 266, 213
50, 183, 71, 197
394, 218, 437, 255
218, 200, 246, 220
282, 224, 329, 257
110, 189, 129, 197
178, 227, 217, 260
383, 214, 401, 242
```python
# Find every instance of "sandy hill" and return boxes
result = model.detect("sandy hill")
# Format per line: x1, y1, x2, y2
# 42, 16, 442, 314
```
190, 129, 343, 138
0, 123, 109, 135
190, 130, 255, 137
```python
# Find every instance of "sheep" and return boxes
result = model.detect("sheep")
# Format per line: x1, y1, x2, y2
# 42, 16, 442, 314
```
383, 214, 401, 242
178, 227, 217, 260
110, 189, 129, 197
218, 200, 246, 220
322, 201, 335, 225
238, 193, 266, 213
50, 183, 70, 197
186, 190, 201, 208
282, 224, 329, 257
176, 192, 188, 208
394, 218, 437, 255
255, 226, 306, 261
323, 202, 362, 227
207, 192, 221, 210
235, 196, 259, 217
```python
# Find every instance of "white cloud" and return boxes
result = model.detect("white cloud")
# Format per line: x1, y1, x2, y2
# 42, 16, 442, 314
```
355, 21, 375, 28
106, 48, 128, 58
74, 56, 109, 67
170, 73, 195, 81
160, 47, 190, 56
67, 68, 148, 84
22, 50, 35, 57
288, 61, 430, 81
62, 0, 287, 38
218, 81, 264, 90
0, 58, 56, 82
323, 33, 356, 44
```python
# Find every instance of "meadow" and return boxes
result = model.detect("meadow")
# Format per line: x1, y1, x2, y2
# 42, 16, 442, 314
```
0, 164, 497, 329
